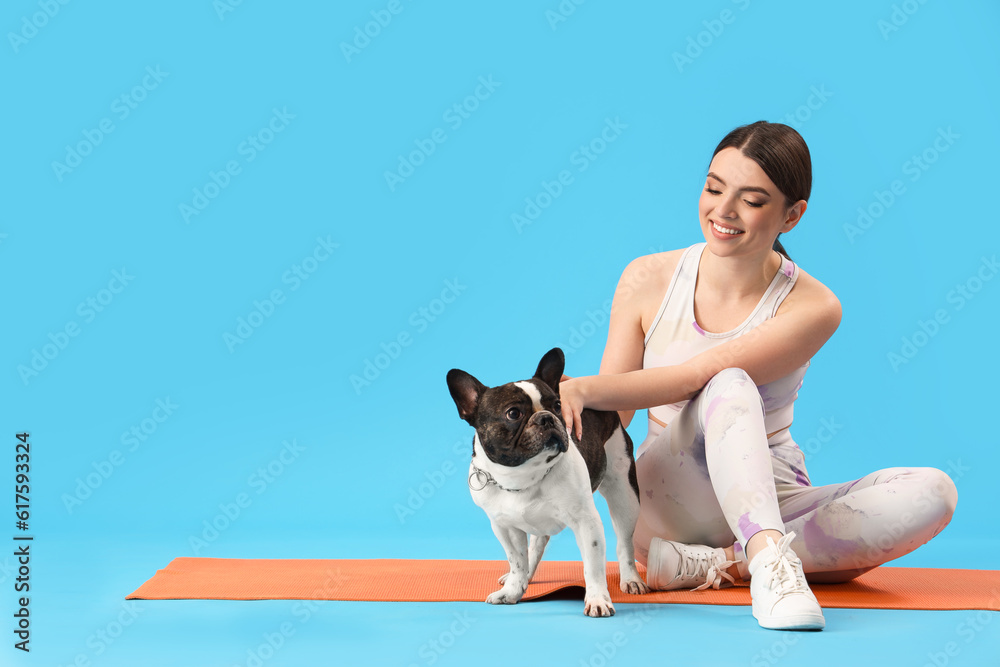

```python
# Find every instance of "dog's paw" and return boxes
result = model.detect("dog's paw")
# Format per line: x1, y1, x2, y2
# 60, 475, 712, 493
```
498, 572, 509, 585
486, 586, 522, 605
621, 576, 651, 595
583, 593, 615, 618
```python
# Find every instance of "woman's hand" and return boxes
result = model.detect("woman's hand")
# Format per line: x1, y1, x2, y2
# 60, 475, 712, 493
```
558, 375, 587, 441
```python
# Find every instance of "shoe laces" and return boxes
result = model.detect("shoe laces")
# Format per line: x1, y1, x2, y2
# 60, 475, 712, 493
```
684, 550, 737, 592
759, 531, 807, 595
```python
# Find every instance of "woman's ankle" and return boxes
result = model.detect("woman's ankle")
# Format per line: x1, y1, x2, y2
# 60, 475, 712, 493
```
745, 529, 784, 564
726, 542, 750, 582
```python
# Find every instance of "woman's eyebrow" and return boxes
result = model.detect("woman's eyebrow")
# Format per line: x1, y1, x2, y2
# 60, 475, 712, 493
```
706, 172, 771, 196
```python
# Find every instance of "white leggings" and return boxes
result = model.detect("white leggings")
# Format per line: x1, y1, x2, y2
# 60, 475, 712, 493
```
632, 367, 958, 583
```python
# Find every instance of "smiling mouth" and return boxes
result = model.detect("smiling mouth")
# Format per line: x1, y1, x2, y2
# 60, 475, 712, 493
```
712, 220, 744, 235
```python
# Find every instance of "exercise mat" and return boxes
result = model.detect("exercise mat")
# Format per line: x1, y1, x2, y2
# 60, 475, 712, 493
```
126, 558, 1000, 611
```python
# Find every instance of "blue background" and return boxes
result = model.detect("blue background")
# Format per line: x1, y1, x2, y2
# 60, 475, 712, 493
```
3, 1, 998, 665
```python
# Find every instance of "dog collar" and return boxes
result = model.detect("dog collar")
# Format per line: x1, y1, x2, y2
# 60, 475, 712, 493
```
468, 461, 555, 493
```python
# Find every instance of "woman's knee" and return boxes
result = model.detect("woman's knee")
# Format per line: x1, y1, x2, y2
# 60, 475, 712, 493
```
700, 367, 764, 428
868, 466, 958, 533
913, 467, 958, 527
705, 367, 753, 390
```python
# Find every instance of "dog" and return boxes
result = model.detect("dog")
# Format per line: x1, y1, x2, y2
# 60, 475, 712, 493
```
445, 347, 649, 617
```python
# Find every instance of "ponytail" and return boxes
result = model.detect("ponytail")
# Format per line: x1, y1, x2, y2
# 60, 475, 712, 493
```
773, 233, 791, 262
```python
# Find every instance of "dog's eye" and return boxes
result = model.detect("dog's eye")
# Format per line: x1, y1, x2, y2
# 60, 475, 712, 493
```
506, 407, 522, 420
553, 400, 561, 412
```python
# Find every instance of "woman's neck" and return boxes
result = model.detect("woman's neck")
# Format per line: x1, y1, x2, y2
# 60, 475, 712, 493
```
697, 247, 782, 303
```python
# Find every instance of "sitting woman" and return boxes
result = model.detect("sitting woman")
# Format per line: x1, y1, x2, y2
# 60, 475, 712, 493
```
557, 120, 957, 631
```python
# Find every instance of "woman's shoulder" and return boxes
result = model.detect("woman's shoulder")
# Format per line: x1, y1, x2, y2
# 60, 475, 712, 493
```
613, 248, 687, 332
779, 261, 841, 321
618, 248, 686, 297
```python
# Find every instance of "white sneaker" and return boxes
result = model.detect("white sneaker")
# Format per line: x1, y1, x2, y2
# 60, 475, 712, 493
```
646, 537, 738, 591
748, 531, 825, 630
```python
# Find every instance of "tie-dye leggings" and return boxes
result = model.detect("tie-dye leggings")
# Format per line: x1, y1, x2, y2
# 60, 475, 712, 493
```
631, 367, 958, 583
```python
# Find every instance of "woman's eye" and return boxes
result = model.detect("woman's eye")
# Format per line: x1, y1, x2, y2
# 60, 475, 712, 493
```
705, 187, 764, 208
506, 408, 522, 420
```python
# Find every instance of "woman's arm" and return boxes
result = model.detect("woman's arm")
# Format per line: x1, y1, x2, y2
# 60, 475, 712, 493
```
559, 253, 677, 437
561, 279, 841, 438
597, 254, 672, 428
564, 364, 704, 413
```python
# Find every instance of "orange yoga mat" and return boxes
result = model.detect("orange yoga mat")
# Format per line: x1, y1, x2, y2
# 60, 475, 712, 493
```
127, 558, 1000, 611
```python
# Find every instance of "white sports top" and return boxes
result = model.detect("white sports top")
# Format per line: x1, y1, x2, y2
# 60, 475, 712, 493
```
637, 241, 809, 454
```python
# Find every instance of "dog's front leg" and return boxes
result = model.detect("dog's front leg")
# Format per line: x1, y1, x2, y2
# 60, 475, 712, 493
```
526, 533, 550, 581
499, 533, 550, 585
570, 506, 615, 617
487, 521, 530, 605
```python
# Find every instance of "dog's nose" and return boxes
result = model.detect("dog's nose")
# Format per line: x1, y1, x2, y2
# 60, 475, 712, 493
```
536, 412, 555, 428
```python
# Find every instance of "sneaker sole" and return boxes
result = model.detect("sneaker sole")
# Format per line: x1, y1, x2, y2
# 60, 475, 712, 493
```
753, 610, 826, 631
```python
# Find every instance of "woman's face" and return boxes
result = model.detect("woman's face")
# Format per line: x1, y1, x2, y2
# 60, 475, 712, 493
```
698, 146, 804, 257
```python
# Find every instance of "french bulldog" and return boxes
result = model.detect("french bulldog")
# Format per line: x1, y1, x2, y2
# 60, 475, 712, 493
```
446, 347, 649, 617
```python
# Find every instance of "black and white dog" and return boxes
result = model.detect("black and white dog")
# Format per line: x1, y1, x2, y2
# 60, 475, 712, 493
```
446, 347, 649, 617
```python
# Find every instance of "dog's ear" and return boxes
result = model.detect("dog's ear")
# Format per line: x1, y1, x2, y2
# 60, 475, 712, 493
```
533, 347, 565, 394
446, 369, 487, 424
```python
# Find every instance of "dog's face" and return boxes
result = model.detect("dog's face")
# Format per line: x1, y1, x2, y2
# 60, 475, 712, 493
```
446, 348, 569, 468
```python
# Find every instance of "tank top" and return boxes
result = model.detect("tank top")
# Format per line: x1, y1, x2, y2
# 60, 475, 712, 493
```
638, 241, 809, 454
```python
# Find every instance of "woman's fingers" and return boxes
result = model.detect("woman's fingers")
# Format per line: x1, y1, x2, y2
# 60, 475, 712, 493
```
561, 403, 574, 441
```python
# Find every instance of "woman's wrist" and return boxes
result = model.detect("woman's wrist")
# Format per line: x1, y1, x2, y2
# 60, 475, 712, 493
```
577, 374, 598, 408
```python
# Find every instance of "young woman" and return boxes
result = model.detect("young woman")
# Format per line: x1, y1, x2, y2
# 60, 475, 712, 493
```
557, 121, 957, 631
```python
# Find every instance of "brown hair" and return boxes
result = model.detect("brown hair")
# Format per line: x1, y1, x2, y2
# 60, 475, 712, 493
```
708, 121, 812, 262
